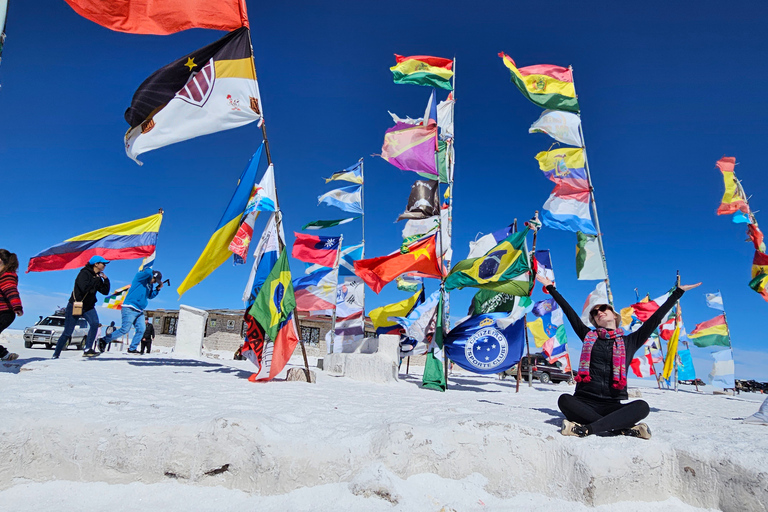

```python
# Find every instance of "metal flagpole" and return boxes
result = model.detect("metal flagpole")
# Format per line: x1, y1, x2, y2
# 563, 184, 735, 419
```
328, 235, 344, 355
720, 289, 736, 390
674, 272, 681, 392
441, 58, 457, 387
570, 66, 614, 306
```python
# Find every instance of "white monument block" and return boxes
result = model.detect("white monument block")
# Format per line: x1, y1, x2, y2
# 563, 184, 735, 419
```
174, 305, 208, 358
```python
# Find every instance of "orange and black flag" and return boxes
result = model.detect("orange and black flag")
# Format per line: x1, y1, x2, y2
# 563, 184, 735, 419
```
354, 234, 443, 294
124, 27, 262, 164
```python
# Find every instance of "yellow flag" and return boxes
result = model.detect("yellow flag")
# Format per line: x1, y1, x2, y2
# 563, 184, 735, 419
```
369, 289, 422, 330
662, 325, 680, 380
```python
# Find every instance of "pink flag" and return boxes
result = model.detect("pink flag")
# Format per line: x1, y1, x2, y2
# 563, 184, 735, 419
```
381, 122, 438, 176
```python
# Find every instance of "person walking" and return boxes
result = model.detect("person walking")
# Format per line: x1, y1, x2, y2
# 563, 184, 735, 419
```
140, 317, 155, 354
99, 321, 116, 352
536, 273, 700, 440
0, 249, 23, 361
52, 256, 111, 358
98, 267, 163, 354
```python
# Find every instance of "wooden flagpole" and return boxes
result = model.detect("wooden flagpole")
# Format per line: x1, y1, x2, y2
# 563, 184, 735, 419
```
570, 67, 614, 307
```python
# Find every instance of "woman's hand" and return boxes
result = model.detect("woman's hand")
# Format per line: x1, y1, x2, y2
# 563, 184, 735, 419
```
535, 273, 554, 288
679, 282, 702, 292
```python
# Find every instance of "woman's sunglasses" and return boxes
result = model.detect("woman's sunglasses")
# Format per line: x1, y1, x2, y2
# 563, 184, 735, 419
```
590, 304, 612, 317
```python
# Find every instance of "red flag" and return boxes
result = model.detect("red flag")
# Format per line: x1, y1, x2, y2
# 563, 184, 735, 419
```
244, 313, 300, 382
63, 0, 248, 35
291, 233, 341, 267
748, 224, 765, 252
354, 234, 442, 294
659, 317, 676, 341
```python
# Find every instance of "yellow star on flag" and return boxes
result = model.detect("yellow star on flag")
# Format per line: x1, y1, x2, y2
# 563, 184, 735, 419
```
185, 58, 197, 71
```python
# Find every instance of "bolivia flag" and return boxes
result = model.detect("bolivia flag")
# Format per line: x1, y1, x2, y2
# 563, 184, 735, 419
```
124, 27, 262, 164
689, 315, 730, 348
27, 213, 162, 273
390, 54, 454, 90
715, 157, 749, 215
499, 52, 579, 113
354, 234, 442, 294
292, 233, 341, 267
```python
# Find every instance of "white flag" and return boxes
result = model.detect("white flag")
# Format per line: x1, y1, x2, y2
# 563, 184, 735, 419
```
529, 110, 583, 147
580, 281, 608, 325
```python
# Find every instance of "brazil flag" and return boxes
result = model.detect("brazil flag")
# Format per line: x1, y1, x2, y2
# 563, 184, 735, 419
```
445, 228, 533, 296
249, 248, 296, 341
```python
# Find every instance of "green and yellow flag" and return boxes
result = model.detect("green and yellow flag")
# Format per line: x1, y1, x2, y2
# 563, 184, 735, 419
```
445, 228, 533, 296
249, 248, 296, 341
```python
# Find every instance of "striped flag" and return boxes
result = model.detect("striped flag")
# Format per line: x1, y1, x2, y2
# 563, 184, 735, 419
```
103, 285, 131, 310
630, 350, 656, 378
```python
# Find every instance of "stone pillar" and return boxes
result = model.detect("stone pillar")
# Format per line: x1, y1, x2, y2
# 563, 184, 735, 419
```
174, 305, 208, 358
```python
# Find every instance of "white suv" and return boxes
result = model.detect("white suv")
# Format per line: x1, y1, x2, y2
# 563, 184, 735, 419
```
23, 315, 89, 350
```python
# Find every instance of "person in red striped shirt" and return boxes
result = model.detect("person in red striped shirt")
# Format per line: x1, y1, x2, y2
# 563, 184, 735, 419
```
0, 249, 23, 361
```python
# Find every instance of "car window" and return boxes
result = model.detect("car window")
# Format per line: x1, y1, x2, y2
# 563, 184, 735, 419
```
39, 317, 66, 327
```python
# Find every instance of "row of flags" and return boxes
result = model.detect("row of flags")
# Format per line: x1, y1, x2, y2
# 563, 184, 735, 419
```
499, 53, 607, 285
714, 157, 768, 302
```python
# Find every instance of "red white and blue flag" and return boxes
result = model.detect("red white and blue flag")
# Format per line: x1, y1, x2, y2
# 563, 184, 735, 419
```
293, 268, 337, 312
292, 233, 340, 267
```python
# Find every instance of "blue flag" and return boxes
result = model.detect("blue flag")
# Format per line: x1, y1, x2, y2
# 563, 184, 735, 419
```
444, 313, 525, 375
705, 292, 724, 311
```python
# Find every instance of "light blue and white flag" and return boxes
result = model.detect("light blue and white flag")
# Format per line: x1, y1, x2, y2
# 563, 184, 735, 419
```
529, 110, 583, 147
705, 292, 725, 311
392, 290, 440, 340
709, 348, 735, 389
318, 184, 362, 214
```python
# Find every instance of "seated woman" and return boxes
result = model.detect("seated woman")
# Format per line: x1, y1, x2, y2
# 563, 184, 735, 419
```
535, 274, 700, 439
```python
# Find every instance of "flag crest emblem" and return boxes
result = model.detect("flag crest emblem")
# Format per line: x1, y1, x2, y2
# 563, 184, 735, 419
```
465, 327, 509, 371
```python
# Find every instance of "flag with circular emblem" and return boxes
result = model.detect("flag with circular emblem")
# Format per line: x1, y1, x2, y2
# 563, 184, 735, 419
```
249, 248, 296, 341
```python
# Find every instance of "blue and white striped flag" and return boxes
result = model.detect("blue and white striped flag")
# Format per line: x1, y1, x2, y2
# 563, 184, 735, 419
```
318, 185, 362, 214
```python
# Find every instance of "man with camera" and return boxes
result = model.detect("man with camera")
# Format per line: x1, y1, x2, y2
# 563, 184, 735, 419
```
98, 266, 163, 355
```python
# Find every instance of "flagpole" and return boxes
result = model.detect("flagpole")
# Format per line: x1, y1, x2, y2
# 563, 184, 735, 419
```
674, 271, 681, 393
719, 289, 736, 389
328, 235, 344, 355
446, 56, 456, 329
525, 212, 540, 388
544, 245, 575, 382
360, 158, 366, 321
441, 58, 457, 389
570, 66, 613, 306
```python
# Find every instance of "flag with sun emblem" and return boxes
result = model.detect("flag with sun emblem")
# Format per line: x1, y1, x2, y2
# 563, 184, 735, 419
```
445, 227, 533, 296
444, 313, 526, 375
124, 27, 263, 164
249, 248, 296, 341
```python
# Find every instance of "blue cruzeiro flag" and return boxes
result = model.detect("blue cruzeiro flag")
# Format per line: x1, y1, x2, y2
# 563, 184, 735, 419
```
444, 313, 526, 375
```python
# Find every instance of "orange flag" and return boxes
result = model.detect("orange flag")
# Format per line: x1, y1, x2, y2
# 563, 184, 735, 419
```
63, 0, 248, 35
354, 234, 443, 294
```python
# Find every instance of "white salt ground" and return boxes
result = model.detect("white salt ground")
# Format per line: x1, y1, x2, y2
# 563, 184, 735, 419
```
0, 329, 766, 511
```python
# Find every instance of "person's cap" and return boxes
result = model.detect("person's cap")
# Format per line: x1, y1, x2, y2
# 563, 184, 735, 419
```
588, 303, 620, 327
88, 255, 110, 265
152, 270, 162, 282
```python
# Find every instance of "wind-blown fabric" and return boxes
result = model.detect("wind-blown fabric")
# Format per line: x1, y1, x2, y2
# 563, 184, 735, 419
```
535, 148, 596, 235
124, 28, 262, 164
390, 54, 453, 90
248, 248, 295, 341
27, 213, 162, 273
293, 268, 337, 312
499, 53, 579, 112
709, 349, 735, 389
576, 231, 606, 280
62, 0, 248, 35
444, 313, 526, 375
305, 244, 363, 276
381, 122, 438, 176
317, 185, 363, 214
325, 161, 363, 184
715, 157, 749, 215
230, 157, 276, 263
529, 109, 583, 147
354, 234, 442, 294
397, 180, 440, 221
467, 224, 514, 259
242, 213, 283, 304
177, 145, 264, 297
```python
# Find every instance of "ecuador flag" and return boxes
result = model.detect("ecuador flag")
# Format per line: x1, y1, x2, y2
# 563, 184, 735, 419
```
124, 27, 262, 164
27, 213, 162, 272
499, 52, 579, 113
445, 228, 533, 296
390, 54, 453, 90
178, 145, 265, 297
354, 234, 442, 294
715, 157, 749, 215
249, 249, 296, 341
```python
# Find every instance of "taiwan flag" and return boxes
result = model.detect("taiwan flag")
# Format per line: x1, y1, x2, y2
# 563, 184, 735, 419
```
292, 233, 340, 267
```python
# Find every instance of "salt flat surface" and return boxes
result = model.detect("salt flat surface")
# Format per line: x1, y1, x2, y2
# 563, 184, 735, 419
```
1, 330, 766, 511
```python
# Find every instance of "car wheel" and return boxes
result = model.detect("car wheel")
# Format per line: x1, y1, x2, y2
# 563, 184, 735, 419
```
24, 340, 32, 349
539, 372, 551, 384
45, 343, 53, 350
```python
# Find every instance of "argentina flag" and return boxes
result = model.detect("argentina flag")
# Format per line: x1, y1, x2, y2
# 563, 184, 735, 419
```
444, 313, 525, 375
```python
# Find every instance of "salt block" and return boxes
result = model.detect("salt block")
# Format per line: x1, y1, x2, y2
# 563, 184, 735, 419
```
324, 335, 399, 383
286, 367, 317, 383
174, 305, 208, 358
627, 388, 643, 398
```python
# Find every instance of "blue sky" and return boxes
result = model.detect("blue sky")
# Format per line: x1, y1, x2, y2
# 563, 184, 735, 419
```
2, 1, 766, 380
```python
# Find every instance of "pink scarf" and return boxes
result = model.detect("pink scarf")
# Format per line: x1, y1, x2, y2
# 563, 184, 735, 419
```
575, 328, 627, 390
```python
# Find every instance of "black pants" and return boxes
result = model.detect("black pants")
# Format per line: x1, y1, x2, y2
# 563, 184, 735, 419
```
0, 311, 15, 358
558, 394, 649, 435
140, 339, 152, 354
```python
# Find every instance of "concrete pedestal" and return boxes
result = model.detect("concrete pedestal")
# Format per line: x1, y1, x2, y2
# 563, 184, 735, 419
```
174, 305, 208, 358
323, 334, 400, 383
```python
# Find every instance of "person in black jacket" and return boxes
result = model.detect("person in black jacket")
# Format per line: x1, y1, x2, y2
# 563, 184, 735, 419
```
140, 317, 155, 354
536, 273, 700, 440
52, 256, 111, 358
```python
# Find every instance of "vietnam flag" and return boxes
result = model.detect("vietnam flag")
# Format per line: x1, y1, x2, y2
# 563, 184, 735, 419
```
354, 234, 442, 294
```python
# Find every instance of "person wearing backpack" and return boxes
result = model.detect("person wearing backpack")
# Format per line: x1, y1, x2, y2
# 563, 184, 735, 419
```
52, 256, 111, 358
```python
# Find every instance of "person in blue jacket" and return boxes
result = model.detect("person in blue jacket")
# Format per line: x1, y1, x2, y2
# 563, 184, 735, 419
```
98, 268, 163, 354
